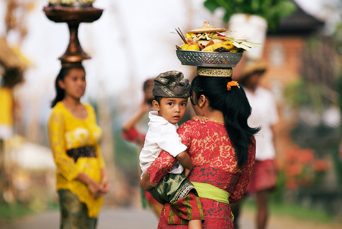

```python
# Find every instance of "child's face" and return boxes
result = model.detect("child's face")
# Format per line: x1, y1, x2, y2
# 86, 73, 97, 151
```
153, 97, 188, 124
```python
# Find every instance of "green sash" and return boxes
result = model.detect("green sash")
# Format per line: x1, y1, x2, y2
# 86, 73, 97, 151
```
192, 182, 230, 204
192, 182, 234, 220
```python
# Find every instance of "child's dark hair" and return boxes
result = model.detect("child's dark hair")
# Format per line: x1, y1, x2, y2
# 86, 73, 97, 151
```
154, 96, 162, 104
190, 76, 260, 167
51, 65, 85, 108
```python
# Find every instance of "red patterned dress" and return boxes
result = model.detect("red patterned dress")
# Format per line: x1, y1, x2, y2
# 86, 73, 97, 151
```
146, 120, 256, 229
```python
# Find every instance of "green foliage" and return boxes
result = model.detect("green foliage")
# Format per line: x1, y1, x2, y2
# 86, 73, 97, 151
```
243, 199, 334, 223
338, 71, 342, 115
203, 0, 296, 29
332, 148, 342, 185
270, 170, 286, 202
113, 128, 139, 172
0, 202, 33, 221
284, 79, 327, 114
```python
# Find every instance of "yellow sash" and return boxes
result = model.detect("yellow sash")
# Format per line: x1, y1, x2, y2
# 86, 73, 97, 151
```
192, 182, 230, 204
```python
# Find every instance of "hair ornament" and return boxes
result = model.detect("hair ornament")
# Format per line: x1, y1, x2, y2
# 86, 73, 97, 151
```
227, 81, 240, 91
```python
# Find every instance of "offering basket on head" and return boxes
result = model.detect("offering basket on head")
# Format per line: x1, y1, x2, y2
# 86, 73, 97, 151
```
175, 22, 261, 73
44, 0, 103, 66
176, 50, 243, 68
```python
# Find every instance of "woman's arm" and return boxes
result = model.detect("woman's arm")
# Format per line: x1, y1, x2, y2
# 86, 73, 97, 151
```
100, 168, 110, 194
122, 101, 151, 132
94, 144, 110, 195
48, 112, 81, 181
48, 111, 101, 198
140, 150, 177, 190
121, 102, 150, 147
229, 139, 256, 203
77, 173, 101, 198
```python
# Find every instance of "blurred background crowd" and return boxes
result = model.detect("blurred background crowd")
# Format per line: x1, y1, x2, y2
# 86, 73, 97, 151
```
0, 0, 342, 228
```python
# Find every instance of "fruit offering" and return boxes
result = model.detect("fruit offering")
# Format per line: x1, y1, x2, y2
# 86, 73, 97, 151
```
176, 22, 261, 53
49, 0, 96, 5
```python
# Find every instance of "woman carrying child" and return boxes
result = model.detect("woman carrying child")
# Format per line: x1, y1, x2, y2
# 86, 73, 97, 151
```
141, 68, 258, 228
139, 71, 205, 229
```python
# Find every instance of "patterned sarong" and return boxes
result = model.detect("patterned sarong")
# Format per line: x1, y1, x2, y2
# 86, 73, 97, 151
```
148, 173, 204, 225
58, 189, 97, 229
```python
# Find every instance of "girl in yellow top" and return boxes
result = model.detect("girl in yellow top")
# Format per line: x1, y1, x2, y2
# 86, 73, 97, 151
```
48, 65, 110, 229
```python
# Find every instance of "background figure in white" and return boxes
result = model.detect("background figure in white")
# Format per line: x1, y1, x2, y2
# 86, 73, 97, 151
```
231, 61, 278, 229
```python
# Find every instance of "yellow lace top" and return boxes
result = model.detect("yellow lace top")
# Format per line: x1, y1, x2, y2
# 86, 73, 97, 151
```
0, 88, 13, 126
48, 102, 105, 218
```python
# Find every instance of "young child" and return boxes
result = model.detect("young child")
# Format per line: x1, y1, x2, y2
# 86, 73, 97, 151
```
139, 71, 204, 228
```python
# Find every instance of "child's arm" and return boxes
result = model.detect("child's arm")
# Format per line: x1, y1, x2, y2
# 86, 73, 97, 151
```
140, 173, 153, 191
192, 115, 208, 124
176, 151, 193, 170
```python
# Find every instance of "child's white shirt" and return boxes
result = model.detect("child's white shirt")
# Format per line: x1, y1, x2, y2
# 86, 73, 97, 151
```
139, 111, 187, 179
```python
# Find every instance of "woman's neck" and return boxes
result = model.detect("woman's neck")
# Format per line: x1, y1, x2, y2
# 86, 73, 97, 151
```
204, 109, 224, 124
63, 95, 81, 109
62, 95, 88, 120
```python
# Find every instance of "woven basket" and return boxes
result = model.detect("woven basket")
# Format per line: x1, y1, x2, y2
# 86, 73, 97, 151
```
176, 50, 243, 68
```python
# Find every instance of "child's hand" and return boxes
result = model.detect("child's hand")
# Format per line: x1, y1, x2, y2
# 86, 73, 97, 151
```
185, 168, 191, 178
192, 115, 208, 124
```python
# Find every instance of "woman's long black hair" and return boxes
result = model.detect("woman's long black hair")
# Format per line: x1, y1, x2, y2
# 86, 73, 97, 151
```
51, 65, 85, 108
190, 76, 260, 168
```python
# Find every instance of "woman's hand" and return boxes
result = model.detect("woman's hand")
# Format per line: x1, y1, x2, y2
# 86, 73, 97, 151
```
122, 100, 152, 132
77, 173, 102, 199
100, 169, 110, 195
139, 100, 152, 114
192, 115, 208, 124
140, 173, 153, 191
87, 179, 102, 199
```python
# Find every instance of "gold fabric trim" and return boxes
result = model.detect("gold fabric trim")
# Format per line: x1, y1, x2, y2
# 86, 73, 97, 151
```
197, 67, 233, 77
160, 85, 176, 97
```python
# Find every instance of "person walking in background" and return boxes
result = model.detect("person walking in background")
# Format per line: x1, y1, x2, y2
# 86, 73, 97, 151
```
121, 78, 164, 217
231, 61, 279, 229
122, 78, 154, 148
0, 68, 23, 203
48, 65, 110, 229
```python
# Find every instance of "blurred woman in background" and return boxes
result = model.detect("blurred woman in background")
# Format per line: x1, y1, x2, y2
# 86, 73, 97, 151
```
121, 78, 163, 217
48, 65, 110, 229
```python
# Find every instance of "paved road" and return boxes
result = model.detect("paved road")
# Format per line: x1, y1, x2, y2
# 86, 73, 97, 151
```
5, 208, 159, 229
5, 207, 338, 229
4, 207, 254, 229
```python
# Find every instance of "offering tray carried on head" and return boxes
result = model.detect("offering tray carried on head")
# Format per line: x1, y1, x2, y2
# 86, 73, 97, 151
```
176, 50, 243, 68
43, 2, 103, 65
48, 0, 95, 9
175, 22, 261, 69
